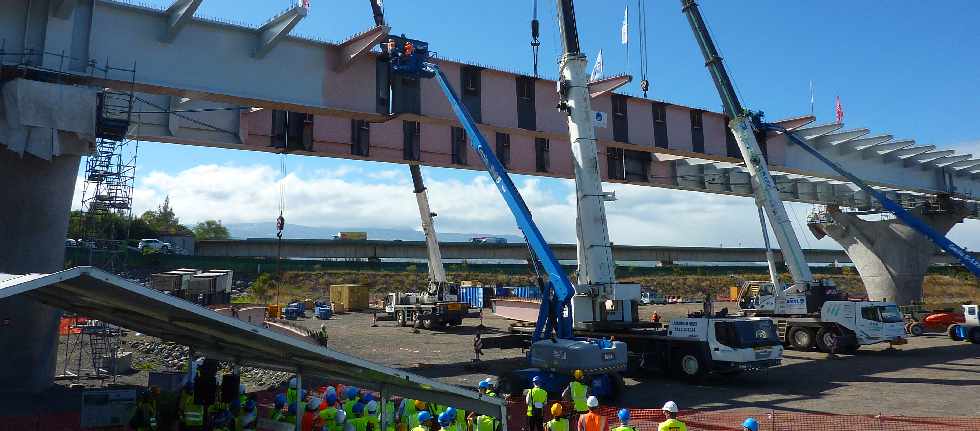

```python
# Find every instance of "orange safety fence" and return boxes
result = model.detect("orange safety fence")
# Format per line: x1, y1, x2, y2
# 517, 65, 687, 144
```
59, 316, 89, 335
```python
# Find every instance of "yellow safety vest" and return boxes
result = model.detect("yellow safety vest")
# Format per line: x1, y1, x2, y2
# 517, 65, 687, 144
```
475, 415, 495, 431
350, 416, 369, 431
412, 426, 430, 431
546, 418, 569, 431
367, 415, 381, 431
320, 407, 340, 431
527, 387, 548, 416
344, 400, 359, 417
657, 419, 687, 431
611, 426, 635, 431
569, 382, 588, 413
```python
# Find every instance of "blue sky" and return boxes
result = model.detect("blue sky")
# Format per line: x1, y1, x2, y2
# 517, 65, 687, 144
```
96, 0, 980, 249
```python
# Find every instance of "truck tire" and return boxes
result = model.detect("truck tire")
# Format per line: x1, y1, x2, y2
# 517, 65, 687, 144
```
908, 322, 924, 337
672, 349, 705, 381
789, 327, 816, 350
816, 327, 841, 353
948, 324, 963, 341
396, 310, 407, 327
422, 312, 435, 330
969, 327, 980, 344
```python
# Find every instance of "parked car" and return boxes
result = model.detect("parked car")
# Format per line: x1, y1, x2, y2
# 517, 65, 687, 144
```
138, 239, 171, 253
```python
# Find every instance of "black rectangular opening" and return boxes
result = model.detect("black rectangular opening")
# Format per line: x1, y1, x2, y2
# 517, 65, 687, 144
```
607, 147, 625, 180
451, 126, 467, 165
461, 66, 482, 123
351, 119, 370, 156
376, 57, 391, 114
516, 76, 536, 130
496, 132, 511, 168
652, 102, 668, 149
691, 109, 704, 153
612, 94, 629, 143
623, 150, 651, 182
392, 75, 421, 115
272, 110, 313, 151
535, 137, 550, 172
724, 116, 740, 158
403, 121, 421, 161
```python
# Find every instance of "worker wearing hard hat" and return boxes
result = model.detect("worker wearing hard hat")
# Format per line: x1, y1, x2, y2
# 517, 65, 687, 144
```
526, 376, 549, 431
478, 379, 497, 397
320, 394, 343, 431
741, 417, 759, 431
344, 387, 362, 417
611, 409, 635, 431
345, 401, 371, 431
657, 401, 686, 431
577, 396, 607, 431
561, 370, 590, 425
401, 400, 429, 431
413, 411, 436, 431
437, 411, 456, 431
302, 397, 322, 431
545, 403, 570, 431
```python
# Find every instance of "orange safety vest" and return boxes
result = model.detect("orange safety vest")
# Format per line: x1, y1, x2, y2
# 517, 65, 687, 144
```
578, 412, 605, 431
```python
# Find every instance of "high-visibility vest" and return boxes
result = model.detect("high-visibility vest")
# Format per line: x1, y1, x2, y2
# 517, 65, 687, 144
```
657, 419, 687, 431
527, 387, 548, 416
412, 425, 429, 431
403, 402, 419, 429
611, 426, 635, 431
182, 404, 205, 426
485, 391, 497, 398
367, 415, 381, 431
321, 407, 340, 431
569, 382, 588, 413
287, 388, 298, 406
579, 412, 605, 431
475, 415, 495, 431
271, 410, 284, 422
385, 400, 397, 431
350, 416, 370, 431
546, 418, 569, 431
344, 399, 360, 417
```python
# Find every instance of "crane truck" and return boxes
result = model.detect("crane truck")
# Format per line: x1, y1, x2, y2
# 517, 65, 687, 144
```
679, 0, 917, 352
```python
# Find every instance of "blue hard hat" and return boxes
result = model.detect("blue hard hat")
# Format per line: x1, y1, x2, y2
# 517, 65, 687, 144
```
274, 394, 286, 408
445, 407, 457, 419
742, 418, 759, 431
617, 409, 630, 423
363, 393, 375, 403
418, 411, 433, 423
532, 375, 543, 384
346, 387, 359, 399
326, 394, 337, 405
353, 402, 365, 415
478, 380, 490, 389
438, 412, 452, 427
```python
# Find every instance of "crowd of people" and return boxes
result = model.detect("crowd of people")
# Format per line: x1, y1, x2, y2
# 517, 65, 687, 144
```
131, 368, 762, 431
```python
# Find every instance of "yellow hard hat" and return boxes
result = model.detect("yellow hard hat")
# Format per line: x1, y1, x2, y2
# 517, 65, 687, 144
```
415, 400, 427, 411
551, 403, 563, 417
573, 370, 584, 380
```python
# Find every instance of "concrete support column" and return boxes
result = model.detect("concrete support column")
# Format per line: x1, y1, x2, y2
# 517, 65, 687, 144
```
809, 204, 967, 305
0, 150, 80, 393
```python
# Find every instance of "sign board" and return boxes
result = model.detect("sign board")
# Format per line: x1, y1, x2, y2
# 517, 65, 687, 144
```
80, 388, 139, 429
591, 111, 607, 128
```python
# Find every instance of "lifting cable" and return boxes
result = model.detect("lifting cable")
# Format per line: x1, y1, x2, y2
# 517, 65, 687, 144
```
637, 0, 650, 97
530, 0, 541, 77
275, 116, 289, 304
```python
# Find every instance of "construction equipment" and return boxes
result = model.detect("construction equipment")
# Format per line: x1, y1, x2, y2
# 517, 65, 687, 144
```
681, 0, 907, 352
947, 304, 980, 343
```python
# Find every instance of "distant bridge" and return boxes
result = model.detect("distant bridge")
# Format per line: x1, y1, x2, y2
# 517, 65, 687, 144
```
194, 238, 973, 266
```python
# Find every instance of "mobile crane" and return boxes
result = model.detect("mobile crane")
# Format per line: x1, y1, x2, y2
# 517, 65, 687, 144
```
680, 0, 914, 352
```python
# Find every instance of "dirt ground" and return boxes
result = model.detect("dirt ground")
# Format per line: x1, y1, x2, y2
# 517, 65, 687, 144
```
290, 302, 980, 417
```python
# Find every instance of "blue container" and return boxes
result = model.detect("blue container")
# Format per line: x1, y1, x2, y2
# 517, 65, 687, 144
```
284, 306, 300, 320
459, 287, 484, 309
315, 305, 333, 320
495, 287, 509, 298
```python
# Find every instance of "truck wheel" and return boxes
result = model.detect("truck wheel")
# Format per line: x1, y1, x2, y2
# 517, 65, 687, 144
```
948, 324, 963, 341
672, 350, 705, 381
396, 310, 407, 327
908, 322, 924, 337
969, 328, 980, 344
422, 313, 435, 330
789, 327, 816, 350
816, 327, 841, 353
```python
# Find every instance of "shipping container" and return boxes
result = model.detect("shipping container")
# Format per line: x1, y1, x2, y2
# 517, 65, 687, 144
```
458, 286, 485, 309
149, 271, 191, 292
208, 269, 234, 292
188, 272, 224, 295
330, 284, 370, 311
336, 231, 368, 240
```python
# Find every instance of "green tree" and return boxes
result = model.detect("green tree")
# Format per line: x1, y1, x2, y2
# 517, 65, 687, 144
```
249, 273, 274, 304
141, 196, 192, 235
193, 220, 230, 240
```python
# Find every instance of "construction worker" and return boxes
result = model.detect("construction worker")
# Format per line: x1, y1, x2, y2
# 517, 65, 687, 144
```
657, 401, 686, 431
741, 418, 759, 431
403, 400, 428, 431
344, 387, 361, 417
525, 376, 548, 431
545, 403, 569, 431
413, 411, 435, 431
443, 407, 466, 431
178, 383, 204, 430
482, 379, 497, 397
611, 410, 634, 431
302, 398, 322, 431
238, 399, 258, 430
467, 409, 497, 431
365, 400, 381, 431
347, 401, 370, 431
129, 391, 159, 431
577, 396, 606, 431
271, 394, 287, 422
320, 394, 342, 431
561, 370, 589, 426
287, 377, 300, 406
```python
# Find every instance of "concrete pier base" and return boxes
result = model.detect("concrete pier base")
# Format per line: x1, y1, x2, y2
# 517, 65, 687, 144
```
0, 150, 80, 393
809, 203, 968, 305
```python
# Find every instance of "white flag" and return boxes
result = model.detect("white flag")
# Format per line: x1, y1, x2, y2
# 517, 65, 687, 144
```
621, 6, 628, 44
590, 49, 604, 82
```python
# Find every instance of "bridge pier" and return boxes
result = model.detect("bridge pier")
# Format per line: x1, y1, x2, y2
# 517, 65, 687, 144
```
808, 202, 968, 305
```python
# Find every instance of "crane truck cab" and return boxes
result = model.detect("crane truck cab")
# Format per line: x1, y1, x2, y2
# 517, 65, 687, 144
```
948, 304, 980, 343
382, 282, 467, 330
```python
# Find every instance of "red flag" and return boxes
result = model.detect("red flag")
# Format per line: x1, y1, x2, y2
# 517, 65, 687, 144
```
834, 96, 844, 124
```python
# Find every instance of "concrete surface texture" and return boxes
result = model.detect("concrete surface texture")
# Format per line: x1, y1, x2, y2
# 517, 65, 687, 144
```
815, 205, 968, 305
0, 150, 81, 393
294, 304, 980, 417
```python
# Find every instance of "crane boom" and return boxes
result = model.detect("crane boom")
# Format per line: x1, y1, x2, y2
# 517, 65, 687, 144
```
410, 164, 448, 284
680, 0, 814, 287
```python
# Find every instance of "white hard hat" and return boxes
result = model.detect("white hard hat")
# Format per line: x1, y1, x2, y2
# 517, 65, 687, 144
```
586, 396, 599, 408
366, 400, 379, 414
662, 401, 678, 413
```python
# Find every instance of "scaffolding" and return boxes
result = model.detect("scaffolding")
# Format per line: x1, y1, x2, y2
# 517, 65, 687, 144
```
58, 318, 122, 385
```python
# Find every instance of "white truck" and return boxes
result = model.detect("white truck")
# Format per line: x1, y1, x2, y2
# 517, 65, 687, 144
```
948, 304, 980, 343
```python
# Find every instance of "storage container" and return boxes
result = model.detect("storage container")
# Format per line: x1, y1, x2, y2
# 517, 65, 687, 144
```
329, 284, 369, 312
458, 286, 484, 309
149, 272, 191, 292
188, 272, 223, 295
315, 305, 333, 320
267, 304, 282, 319
208, 269, 234, 292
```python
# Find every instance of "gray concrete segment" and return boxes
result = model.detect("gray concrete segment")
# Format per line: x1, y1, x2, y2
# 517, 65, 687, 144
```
0, 149, 80, 393
810, 205, 968, 305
